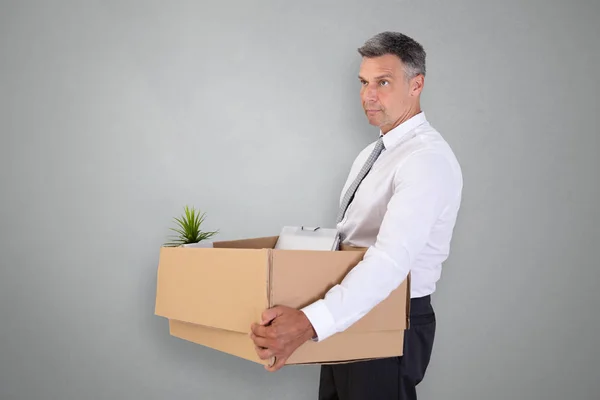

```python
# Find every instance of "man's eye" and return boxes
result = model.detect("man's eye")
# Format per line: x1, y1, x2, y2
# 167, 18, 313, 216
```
380, 80, 389, 86
360, 80, 368, 85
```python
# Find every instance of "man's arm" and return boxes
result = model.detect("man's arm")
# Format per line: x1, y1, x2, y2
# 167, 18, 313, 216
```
301, 150, 460, 341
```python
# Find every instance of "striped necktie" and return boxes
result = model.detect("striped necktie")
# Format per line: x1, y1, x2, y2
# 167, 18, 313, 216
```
336, 137, 385, 224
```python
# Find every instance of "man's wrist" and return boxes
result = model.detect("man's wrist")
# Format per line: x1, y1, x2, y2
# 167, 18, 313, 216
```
301, 300, 337, 342
300, 310, 317, 341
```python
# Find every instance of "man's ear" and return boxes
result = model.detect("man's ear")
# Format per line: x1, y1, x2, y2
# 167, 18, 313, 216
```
410, 74, 425, 97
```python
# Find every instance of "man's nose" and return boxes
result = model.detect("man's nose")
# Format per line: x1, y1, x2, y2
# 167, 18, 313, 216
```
363, 86, 378, 102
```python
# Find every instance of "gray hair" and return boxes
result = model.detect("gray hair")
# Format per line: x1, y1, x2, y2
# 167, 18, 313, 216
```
358, 31, 426, 79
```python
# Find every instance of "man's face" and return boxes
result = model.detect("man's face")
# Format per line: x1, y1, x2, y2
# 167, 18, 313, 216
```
358, 54, 423, 133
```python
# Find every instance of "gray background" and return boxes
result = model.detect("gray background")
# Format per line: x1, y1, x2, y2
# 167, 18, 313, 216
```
1, 0, 599, 399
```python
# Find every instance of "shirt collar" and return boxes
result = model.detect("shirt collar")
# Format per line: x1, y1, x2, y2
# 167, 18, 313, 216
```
379, 111, 427, 150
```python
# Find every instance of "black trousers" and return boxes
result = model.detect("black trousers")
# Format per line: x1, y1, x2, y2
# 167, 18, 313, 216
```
318, 296, 436, 400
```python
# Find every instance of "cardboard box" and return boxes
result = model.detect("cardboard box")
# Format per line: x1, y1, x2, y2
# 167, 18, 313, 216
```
155, 236, 410, 366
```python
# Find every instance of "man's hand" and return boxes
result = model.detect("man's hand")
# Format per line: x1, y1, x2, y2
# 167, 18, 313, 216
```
249, 305, 316, 372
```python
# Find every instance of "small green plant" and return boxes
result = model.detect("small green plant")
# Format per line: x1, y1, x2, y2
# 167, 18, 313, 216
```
163, 205, 218, 247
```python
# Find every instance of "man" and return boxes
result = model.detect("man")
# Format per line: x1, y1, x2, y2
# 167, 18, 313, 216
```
250, 31, 463, 399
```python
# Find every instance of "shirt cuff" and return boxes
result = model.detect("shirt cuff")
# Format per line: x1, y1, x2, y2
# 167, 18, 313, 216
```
301, 299, 337, 342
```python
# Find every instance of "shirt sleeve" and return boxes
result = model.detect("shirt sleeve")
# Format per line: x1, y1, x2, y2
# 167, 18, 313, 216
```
301, 149, 459, 341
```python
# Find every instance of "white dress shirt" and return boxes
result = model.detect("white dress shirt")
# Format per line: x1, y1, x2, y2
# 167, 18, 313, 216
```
301, 112, 463, 342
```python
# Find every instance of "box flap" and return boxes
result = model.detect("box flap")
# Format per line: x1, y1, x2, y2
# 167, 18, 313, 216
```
168, 320, 265, 365
155, 246, 269, 333
287, 330, 405, 364
168, 319, 404, 365
270, 249, 408, 332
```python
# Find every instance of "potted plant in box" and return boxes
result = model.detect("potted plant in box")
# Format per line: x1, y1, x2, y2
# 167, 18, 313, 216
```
163, 205, 219, 248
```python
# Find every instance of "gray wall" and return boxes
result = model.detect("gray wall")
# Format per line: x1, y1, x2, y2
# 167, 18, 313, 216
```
1, 1, 599, 399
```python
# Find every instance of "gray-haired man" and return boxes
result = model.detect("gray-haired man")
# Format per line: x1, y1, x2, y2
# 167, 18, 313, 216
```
250, 31, 463, 399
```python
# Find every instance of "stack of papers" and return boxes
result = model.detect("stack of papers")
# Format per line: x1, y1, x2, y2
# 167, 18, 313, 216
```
274, 226, 340, 251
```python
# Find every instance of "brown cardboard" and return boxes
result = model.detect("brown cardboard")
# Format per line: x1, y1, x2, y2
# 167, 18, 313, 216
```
155, 236, 410, 366
168, 319, 405, 365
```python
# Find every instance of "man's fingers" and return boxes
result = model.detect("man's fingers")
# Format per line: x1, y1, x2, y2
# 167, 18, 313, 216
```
250, 323, 268, 338
249, 333, 269, 349
261, 306, 285, 325
254, 345, 273, 360
265, 355, 287, 372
